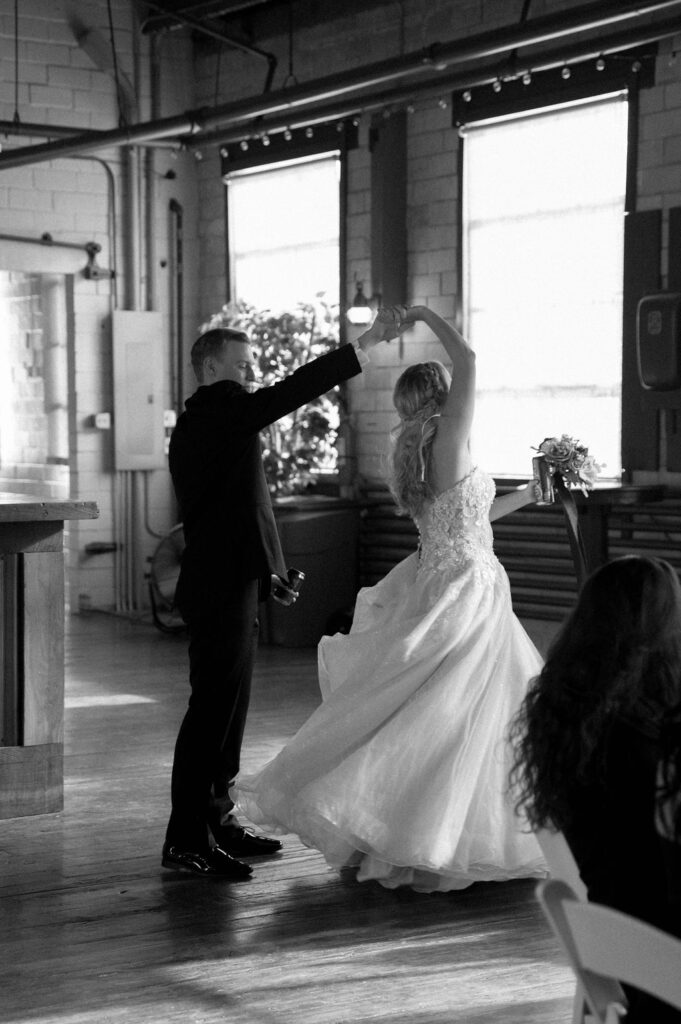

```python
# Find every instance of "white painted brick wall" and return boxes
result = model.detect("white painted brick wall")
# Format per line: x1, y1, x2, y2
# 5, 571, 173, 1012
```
0, 1, 199, 612
2, 2, 681, 607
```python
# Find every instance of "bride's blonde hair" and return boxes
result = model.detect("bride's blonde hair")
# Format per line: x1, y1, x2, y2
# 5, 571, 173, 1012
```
388, 360, 450, 518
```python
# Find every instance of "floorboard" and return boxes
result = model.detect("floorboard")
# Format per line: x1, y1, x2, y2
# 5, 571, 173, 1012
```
0, 612, 573, 1024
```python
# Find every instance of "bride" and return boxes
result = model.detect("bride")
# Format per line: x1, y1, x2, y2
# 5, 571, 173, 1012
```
235, 305, 547, 892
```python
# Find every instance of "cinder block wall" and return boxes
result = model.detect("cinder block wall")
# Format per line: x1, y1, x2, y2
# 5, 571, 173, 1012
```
2, 1, 681, 608
191, 1, 681, 484
0, 0, 200, 610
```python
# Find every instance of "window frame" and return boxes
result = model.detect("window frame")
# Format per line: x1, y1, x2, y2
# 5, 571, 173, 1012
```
452, 47, 656, 479
453, 46, 656, 324
220, 120, 358, 341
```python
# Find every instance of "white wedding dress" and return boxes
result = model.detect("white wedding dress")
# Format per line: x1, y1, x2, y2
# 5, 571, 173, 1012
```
235, 467, 547, 892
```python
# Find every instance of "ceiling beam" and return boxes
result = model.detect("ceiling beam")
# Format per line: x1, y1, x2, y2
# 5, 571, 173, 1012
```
0, 0, 679, 171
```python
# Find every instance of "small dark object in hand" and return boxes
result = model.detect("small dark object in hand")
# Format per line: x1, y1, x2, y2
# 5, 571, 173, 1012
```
272, 567, 305, 605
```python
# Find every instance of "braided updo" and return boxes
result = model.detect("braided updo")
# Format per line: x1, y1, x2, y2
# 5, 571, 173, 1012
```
388, 361, 450, 518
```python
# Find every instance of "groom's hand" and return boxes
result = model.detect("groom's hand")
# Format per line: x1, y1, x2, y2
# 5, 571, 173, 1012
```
271, 573, 300, 606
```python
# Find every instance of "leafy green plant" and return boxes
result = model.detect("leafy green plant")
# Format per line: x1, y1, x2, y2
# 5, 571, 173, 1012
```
202, 299, 343, 496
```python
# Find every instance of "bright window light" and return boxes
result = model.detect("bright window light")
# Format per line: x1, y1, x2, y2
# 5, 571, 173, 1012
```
227, 153, 340, 312
462, 94, 628, 479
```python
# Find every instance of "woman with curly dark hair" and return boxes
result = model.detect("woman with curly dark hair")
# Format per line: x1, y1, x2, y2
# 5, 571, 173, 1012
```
510, 554, 681, 1019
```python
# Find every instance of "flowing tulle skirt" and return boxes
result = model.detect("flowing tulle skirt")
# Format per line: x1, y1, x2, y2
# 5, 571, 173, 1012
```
235, 552, 546, 892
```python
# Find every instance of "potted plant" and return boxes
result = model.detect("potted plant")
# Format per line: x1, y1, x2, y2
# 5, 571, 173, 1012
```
202, 298, 345, 497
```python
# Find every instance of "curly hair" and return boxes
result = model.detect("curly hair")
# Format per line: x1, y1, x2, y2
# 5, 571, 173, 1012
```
388, 361, 450, 518
509, 555, 681, 832
658, 714, 681, 842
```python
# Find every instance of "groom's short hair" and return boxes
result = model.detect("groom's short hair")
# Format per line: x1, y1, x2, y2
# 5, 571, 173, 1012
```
190, 327, 249, 381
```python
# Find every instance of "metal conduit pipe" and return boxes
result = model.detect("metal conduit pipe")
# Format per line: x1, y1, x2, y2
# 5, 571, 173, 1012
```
198, 16, 681, 150
0, 119, 181, 147
0, 0, 679, 170
169, 198, 185, 414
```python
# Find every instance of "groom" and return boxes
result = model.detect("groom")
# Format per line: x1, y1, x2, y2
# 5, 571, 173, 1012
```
163, 313, 397, 878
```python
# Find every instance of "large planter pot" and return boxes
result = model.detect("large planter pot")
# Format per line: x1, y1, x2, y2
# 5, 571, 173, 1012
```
260, 495, 360, 647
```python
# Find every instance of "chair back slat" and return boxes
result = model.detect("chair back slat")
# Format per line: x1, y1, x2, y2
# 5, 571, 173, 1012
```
538, 878, 681, 1023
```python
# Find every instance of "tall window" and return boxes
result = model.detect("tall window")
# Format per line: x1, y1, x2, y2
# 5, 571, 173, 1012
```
226, 153, 340, 312
462, 94, 628, 479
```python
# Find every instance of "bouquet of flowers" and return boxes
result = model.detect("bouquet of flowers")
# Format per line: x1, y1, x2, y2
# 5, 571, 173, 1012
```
533, 434, 601, 503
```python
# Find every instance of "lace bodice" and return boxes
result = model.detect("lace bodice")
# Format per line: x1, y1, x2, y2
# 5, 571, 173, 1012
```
415, 467, 499, 583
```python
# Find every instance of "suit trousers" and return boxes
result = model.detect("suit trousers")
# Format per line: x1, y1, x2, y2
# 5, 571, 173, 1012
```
165, 578, 260, 851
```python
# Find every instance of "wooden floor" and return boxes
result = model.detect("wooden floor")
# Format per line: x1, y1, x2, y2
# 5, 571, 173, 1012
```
0, 612, 575, 1024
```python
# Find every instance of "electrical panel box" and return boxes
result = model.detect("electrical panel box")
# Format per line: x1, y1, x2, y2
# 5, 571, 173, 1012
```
636, 292, 681, 391
112, 310, 166, 469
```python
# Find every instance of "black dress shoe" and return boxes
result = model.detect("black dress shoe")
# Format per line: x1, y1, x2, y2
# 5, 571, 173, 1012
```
162, 843, 253, 879
209, 823, 283, 857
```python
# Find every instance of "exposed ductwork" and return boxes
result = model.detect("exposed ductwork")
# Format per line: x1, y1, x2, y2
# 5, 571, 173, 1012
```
0, 0, 680, 171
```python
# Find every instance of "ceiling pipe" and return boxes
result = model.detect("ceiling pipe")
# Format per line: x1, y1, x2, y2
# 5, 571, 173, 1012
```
0, 0, 680, 171
0, 119, 183, 148
201, 16, 681, 151
140, 0, 274, 35
141, 0, 278, 90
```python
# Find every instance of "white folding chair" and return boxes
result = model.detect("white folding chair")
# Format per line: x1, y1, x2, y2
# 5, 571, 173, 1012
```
538, 877, 681, 1023
535, 828, 589, 1022
535, 827, 587, 900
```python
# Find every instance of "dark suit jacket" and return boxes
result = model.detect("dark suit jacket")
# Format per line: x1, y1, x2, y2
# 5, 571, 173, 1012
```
170, 342, 362, 617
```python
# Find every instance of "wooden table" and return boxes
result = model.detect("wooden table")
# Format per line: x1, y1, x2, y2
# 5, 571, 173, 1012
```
0, 494, 99, 819
558, 481, 666, 583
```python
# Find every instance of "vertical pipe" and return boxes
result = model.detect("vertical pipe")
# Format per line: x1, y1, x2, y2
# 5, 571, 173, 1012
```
170, 199, 185, 410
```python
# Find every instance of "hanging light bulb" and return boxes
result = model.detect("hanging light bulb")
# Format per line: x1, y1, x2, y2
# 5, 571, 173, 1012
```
262, 134, 270, 146
284, 128, 292, 141
305, 126, 314, 138
438, 97, 448, 109
240, 139, 249, 151
561, 65, 571, 80
346, 281, 373, 326
596, 56, 606, 71
522, 70, 532, 85
462, 90, 472, 103
220, 147, 228, 158
492, 78, 502, 93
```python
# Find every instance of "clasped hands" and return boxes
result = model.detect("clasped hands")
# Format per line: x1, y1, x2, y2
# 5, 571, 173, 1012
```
373, 305, 414, 343
358, 305, 419, 351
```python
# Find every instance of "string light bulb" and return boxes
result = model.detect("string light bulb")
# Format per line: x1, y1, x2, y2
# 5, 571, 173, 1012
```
284, 128, 292, 141
596, 56, 605, 71
262, 134, 270, 146
492, 78, 502, 93
561, 65, 571, 79
305, 126, 314, 138
240, 139, 249, 151
462, 90, 472, 103
522, 70, 532, 85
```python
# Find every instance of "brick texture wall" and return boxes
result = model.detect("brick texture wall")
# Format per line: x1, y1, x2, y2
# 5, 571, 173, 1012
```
0, 0, 200, 611
190, 1, 681, 485
2, 1, 681, 608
